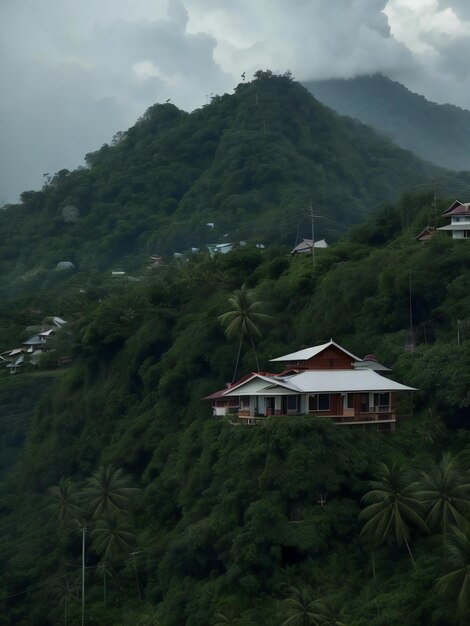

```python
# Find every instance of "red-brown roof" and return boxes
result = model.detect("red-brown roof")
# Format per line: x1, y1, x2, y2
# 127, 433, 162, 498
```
415, 227, 435, 241
444, 203, 470, 216
442, 200, 463, 215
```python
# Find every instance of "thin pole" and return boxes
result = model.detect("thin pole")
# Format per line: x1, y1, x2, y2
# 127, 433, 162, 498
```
307, 201, 322, 272
311, 201, 315, 272
81, 525, 86, 626
409, 271, 413, 333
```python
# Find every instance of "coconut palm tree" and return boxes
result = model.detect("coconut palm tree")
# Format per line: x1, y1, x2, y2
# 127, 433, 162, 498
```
282, 586, 325, 626
96, 560, 113, 605
48, 477, 84, 526
415, 409, 446, 446
91, 513, 136, 561
80, 466, 140, 519
436, 525, 470, 621
360, 461, 428, 563
416, 453, 470, 543
218, 283, 271, 380
49, 575, 80, 626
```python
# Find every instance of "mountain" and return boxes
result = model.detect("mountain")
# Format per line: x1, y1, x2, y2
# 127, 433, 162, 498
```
1, 72, 468, 284
2, 189, 470, 624
306, 73, 470, 171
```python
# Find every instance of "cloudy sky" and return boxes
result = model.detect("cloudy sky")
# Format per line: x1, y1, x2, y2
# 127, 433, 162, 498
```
1, 0, 470, 204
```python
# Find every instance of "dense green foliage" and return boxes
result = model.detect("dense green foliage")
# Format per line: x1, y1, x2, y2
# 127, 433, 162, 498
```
2, 73, 470, 286
2, 73, 470, 624
307, 73, 470, 172
1, 189, 470, 624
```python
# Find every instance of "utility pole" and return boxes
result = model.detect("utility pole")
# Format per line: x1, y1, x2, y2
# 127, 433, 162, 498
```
307, 201, 322, 272
75, 521, 86, 626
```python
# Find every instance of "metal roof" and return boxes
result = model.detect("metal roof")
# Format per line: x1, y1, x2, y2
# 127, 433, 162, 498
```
270, 339, 360, 363
222, 368, 416, 395
287, 369, 416, 393
437, 224, 470, 231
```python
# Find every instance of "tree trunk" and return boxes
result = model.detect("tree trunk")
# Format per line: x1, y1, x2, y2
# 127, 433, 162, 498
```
249, 335, 260, 372
232, 336, 243, 382
404, 536, 416, 566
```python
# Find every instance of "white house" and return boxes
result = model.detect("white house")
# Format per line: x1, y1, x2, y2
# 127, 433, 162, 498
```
205, 340, 416, 432
437, 200, 470, 239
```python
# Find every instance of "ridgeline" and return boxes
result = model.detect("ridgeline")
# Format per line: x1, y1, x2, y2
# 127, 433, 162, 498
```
2, 72, 470, 287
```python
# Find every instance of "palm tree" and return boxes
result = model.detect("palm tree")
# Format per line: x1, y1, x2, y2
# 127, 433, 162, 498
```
415, 409, 446, 446
218, 283, 271, 380
48, 478, 84, 526
80, 466, 140, 519
416, 453, 470, 543
49, 575, 80, 626
360, 461, 428, 563
436, 525, 470, 621
91, 513, 136, 561
282, 586, 325, 626
96, 560, 113, 605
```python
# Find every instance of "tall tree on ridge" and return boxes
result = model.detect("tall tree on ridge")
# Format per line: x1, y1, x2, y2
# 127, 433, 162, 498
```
218, 283, 271, 381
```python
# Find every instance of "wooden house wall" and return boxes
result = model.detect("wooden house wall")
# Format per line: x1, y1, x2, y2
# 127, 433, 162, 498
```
287, 346, 355, 370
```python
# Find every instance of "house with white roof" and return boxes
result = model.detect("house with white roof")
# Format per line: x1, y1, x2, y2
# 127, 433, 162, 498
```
291, 239, 328, 255
437, 200, 470, 239
204, 340, 415, 432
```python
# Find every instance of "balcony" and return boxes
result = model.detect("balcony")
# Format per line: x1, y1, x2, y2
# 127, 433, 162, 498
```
333, 408, 395, 425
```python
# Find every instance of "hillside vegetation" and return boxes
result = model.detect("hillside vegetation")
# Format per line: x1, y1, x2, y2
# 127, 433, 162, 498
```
1, 190, 470, 624
2, 72, 470, 287
307, 73, 470, 172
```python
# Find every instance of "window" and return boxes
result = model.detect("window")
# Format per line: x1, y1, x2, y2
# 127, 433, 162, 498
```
373, 392, 389, 407
287, 395, 299, 411
308, 394, 330, 411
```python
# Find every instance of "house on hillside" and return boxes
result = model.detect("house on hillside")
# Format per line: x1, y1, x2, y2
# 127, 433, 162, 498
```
415, 227, 435, 245
204, 340, 415, 432
291, 239, 328, 255
437, 200, 470, 239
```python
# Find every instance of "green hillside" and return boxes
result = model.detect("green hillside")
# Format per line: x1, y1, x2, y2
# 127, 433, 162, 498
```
307, 73, 470, 172
1, 72, 469, 286
2, 189, 470, 624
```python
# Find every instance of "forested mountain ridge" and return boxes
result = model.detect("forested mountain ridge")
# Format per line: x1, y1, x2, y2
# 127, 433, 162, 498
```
307, 73, 470, 171
2, 72, 470, 285
2, 190, 470, 624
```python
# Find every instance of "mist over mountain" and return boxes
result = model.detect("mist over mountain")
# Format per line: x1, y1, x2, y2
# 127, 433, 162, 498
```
306, 73, 470, 172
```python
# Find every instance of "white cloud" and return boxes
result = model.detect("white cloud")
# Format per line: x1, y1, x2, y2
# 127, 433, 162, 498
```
1, 0, 470, 204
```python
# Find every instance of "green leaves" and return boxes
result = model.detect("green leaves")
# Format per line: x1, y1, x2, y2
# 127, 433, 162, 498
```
415, 453, 470, 536
48, 477, 84, 526
436, 526, 470, 619
360, 461, 428, 560
218, 284, 271, 341
80, 465, 140, 519
91, 514, 136, 561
